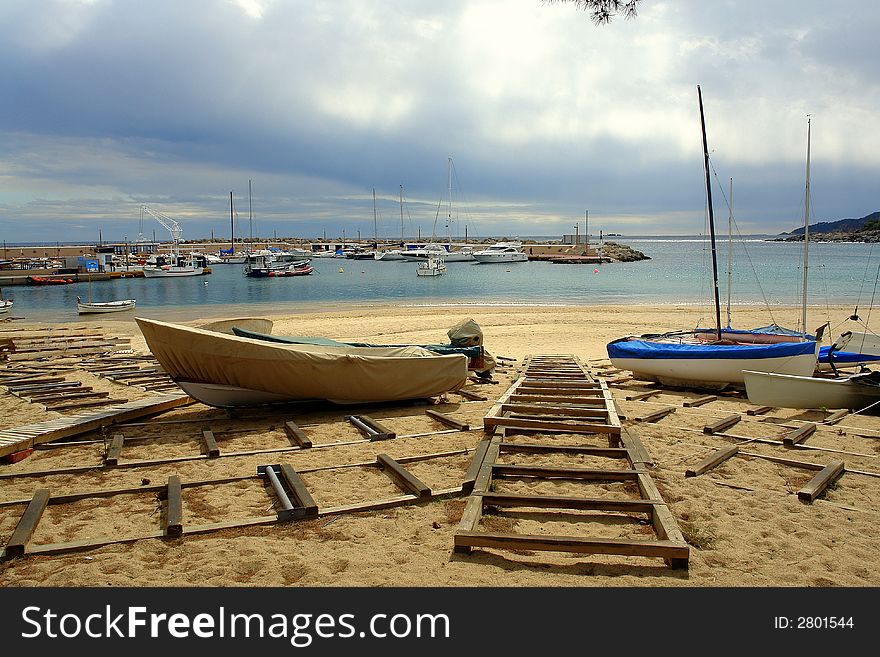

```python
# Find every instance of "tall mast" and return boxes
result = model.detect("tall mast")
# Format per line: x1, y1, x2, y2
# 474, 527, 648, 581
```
698, 85, 722, 341
230, 191, 234, 251
585, 210, 589, 253
373, 188, 378, 244
802, 116, 812, 336
726, 178, 733, 329
399, 185, 404, 242
248, 179, 253, 252
447, 157, 453, 243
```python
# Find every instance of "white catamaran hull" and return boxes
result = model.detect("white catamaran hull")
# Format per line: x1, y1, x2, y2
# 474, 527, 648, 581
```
743, 370, 880, 410
610, 352, 819, 390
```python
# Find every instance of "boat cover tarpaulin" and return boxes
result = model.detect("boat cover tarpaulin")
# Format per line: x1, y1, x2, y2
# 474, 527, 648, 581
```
819, 346, 880, 365
607, 338, 816, 360
137, 318, 468, 404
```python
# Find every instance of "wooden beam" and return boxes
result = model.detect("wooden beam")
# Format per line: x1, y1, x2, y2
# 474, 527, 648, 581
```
201, 429, 220, 458
454, 388, 487, 401
685, 445, 739, 477
619, 426, 653, 466
478, 492, 661, 513
5, 489, 50, 558
633, 406, 676, 423
104, 433, 124, 466
453, 530, 689, 560
683, 395, 717, 408
703, 414, 741, 435
376, 454, 431, 497
279, 464, 319, 518
425, 409, 470, 431
625, 390, 659, 401
484, 415, 620, 435
462, 439, 490, 493
283, 421, 312, 448
165, 475, 183, 536
499, 443, 628, 458
783, 422, 817, 447
797, 460, 845, 502
745, 405, 774, 416
501, 402, 608, 419
492, 464, 641, 481
44, 398, 126, 412
509, 393, 605, 405
823, 410, 849, 425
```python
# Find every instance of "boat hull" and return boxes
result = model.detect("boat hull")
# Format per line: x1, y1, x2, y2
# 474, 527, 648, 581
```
472, 253, 528, 263
77, 300, 136, 314
607, 338, 819, 389
743, 370, 880, 410
136, 318, 468, 407
142, 267, 205, 277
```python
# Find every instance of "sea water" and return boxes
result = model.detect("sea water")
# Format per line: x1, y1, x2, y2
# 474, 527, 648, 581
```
5, 236, 878, 322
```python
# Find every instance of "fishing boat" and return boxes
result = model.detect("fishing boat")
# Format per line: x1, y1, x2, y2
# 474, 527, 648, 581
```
76, 270, 136, 314
244, 254, 312, 277
142, 252, 207, 277
472, 242, 528, 263
606, 87, 820, 389
743, 369, 880, 411
136, 317, 468, 407
416, 253, 446, 276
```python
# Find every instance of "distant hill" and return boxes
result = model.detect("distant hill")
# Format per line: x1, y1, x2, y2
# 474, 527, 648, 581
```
784, 211, 880, 235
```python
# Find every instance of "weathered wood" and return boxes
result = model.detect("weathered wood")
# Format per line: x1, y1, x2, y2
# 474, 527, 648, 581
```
462, 439, 490, 493
44, 398, 126, 412
104, 433, 125, 465
633, 406, 676, 423
500, 402, 608, 419
453, 531, 689, 560
619, 426, 653, 466
823, 409, 849, 425
745, 405, 774, 416
283, 420, 312, 448
484, 415, 621, 436
625, 390, 659, 401
454, 388, 488, 401
797, 460, 845, 502
492, 464, 641, 481
425, 409, 470, 431
499, 443, 629, 458
685, 445, 739, 477
783, 422, 817, 447
478, 492, 661, 513
165, 475, 183, 536
683, 395, 717, 408
279, 464, 319, 517
5, 489, 50, 557
703, 414, 741, 435
201, 429, 220, 458
376, 454, 431, 497
509, 393, 606, 406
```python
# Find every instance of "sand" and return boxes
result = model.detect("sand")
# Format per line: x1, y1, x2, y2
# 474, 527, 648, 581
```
1, 303, 879, 587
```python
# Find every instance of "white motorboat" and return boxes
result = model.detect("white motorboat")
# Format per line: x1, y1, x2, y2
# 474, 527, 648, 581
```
0, 299, 13, 314
743, 369, 880, 411
374, 249, 406, 261
136, 317, 468, 407
472, 242, 528, 263
142, 252, 207, 277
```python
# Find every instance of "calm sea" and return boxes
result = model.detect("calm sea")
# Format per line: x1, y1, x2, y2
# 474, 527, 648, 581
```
4, 236, 878, 322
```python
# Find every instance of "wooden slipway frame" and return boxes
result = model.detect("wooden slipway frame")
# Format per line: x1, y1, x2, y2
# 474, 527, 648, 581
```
453, 355, 690, 568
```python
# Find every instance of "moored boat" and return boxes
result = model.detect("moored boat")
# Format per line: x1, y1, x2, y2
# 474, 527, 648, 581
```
472, 242, 528, 263
136, 318, 469, 407
76, 299, 137, 314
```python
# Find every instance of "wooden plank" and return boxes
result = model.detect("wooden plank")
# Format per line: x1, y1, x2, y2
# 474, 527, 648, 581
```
685, 445, 739, 477
492, 464, 641, 481
104, 433, 124, 466
797, 460, 845, 502
462, 439, 490, 493
454, 388, 488, 401
453, 530, 689, 560
746, 405, 774, 416
783, 422, 817, 447
703, 414, 741, 435
500, 402, 608, 419
165, 475, 183, 536
201, 429, 220, 458
2, 376, 67, 388
377, 453, 431, 497
27, 391, 108, 404
478, 492, 661, 513
499, 443, 629, 458
683, 395, 717, 408
279, 464, 319, 517
484, 416, 621, 436
635, 472, 689, 567
44, 398, 124, 412
283, 420, 312, 448
5, 489, 50, 557
633, 406, 676, 423
823, 410, 849, 425
509, 394, 605, 405
425, 409, 470, 431
625, 390, 659, 401
619, 426, 653, 466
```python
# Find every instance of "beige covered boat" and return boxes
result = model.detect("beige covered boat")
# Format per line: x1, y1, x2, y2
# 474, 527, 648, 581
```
136, 317, 468, 407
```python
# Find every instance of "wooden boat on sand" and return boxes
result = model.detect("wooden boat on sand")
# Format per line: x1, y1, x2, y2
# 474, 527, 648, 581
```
136, 317, 469, 407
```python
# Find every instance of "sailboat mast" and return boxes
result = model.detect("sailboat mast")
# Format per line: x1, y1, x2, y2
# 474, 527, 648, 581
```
697, 85, 723, 341
802, 117, 812, 336
229, 191, 234, 251
248, 179, 253, 252
373, 188, 378, 244
447, 157, 453, 243
727, 178, 733, 329
399, 185, 404, 242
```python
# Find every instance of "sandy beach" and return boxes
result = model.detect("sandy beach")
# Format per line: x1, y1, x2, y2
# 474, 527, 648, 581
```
1, 303, 878, 587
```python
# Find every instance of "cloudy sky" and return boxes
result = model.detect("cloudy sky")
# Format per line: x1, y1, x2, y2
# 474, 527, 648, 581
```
1, 0, 878, 244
